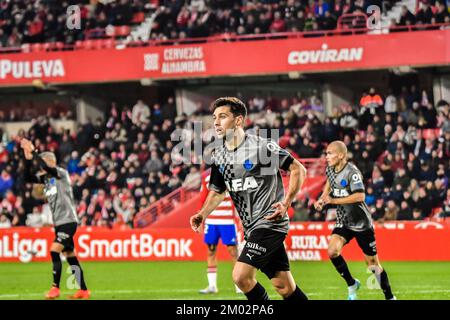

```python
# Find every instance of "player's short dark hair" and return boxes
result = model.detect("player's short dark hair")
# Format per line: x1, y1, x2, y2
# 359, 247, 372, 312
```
212, 97, 247, 118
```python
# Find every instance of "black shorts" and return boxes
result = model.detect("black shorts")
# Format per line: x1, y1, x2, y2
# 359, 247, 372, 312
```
238, 228, 289, 279
54, 222, 78, 252
332, 227, 377, 256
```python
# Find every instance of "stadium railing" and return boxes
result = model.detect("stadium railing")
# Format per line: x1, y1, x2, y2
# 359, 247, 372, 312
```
0, 21, 449, 54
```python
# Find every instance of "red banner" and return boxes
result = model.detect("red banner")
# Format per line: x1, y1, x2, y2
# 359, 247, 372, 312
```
0, 30, 449, 86
0, 221, 449, 262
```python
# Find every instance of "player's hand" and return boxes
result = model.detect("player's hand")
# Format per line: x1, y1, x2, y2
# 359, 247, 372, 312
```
265, 202, 288, 221
322, 195, 334, 205
20, 139, 35, 160
190, 213, 204, 233
314, 199, 324, 211
20, 138, 35, 152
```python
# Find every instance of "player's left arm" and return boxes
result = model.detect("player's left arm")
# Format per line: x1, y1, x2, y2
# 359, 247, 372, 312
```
266, 158, 307, 221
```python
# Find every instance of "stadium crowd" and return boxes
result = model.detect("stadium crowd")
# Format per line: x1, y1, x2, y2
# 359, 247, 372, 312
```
151, 0, 450, 41
0, 84, 449, 229
0, 0, 150, 47
1, 0, 449, 48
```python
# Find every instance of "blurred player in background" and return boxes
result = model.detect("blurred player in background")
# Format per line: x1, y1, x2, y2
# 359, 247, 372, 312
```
315, 141, 396, 300
191, 97, 308, 301
21, 139, 90, 300
198, 172, 242, 294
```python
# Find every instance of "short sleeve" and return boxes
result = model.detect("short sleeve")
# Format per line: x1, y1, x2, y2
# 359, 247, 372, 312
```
266, 140, 294, 171
349, 169, 365, 193
209, 164, 226, 193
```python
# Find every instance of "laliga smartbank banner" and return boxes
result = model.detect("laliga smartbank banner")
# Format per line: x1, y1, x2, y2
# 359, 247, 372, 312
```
0, 228, 199, 263
1, 221, 450, 262
0, 29, 449, 86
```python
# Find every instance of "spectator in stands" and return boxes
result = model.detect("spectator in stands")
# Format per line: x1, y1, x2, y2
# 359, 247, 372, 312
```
397, 201, 413, 220
416, 0, 434, 24
442, 188, 450, 217
384, 89, 398, 115
132, 99, 151, 125
338, 104, 358, 136
398, 5, 416, 26
434, 1, 450, 23
182, 166, 201, 190
270, 11, 286, 32
381, 200, 399, 221
360, 87, 384, 123
0, 169, 13, 197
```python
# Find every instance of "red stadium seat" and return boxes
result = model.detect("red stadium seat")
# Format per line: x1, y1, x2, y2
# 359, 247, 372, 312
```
102, 38, 116, 49
42, 42, 55, 51
422, 129, 441, 140
31, 43, 44, 52
132, 12, 145, 24
21, 43, 31, 53
97, 39, 112, 49
82, 39, 95, 50
114, 25, 131, 38
75, 40, 84, 50
55, 42, 65, 50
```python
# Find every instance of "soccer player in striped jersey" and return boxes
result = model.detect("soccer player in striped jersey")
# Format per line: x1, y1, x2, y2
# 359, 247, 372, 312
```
21, 139, 90, 300
314, 141, 396, 300
198, 172, 242, 294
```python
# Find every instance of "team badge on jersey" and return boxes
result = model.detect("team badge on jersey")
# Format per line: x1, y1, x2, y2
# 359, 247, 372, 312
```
340, 179, 348, 187
243, 159, 254, 171
219, 164, 225, 174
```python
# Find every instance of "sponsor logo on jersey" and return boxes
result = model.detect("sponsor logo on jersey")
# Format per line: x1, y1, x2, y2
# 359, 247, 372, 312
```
225, 177, 258, 192
351, 173, 362, 183
333, 189, 349, 197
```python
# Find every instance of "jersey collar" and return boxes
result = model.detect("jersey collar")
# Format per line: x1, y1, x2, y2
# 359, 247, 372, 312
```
334, 161, 349, 174
225, 134, 247, 153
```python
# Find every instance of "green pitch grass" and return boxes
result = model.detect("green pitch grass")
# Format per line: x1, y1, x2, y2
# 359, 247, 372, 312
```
0, 261, 449, 300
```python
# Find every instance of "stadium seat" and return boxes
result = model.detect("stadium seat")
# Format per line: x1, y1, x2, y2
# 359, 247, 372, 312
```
31, 43, 44, 52
75, 40, 84, 50
42, 42, 55, 51
21, 43, 31, 53
55, 42, 65, 51
422, 129, 442, 140
131, 12, 145, 24
102, 38, 116, 49
82, 39, 95, 50
114, 26, 131, 38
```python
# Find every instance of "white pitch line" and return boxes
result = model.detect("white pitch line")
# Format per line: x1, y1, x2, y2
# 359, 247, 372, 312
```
0, 289, 243, 299
1, 289, 449, 299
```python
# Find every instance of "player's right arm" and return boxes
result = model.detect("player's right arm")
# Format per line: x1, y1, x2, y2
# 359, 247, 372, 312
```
190, 163, 227, 233
21, 138, 59, 179
190, 190, 226, 232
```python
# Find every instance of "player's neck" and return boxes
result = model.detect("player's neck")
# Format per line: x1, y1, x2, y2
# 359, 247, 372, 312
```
334, 161, 347, 173
224, 128, 245, 151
